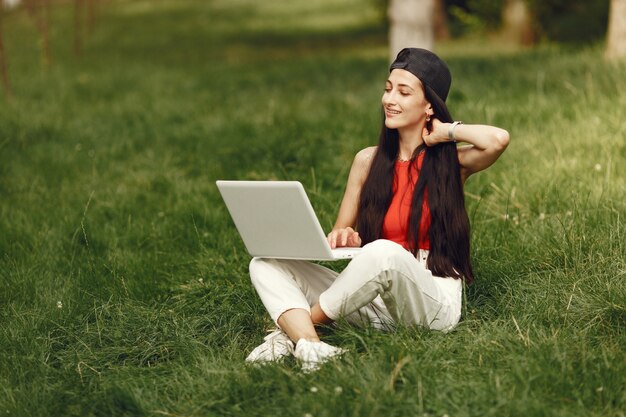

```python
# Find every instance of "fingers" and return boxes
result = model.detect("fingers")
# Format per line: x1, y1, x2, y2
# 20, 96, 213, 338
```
422, 128, 432, 146
340, 227, 352, 247
327, 229, 348, 249
348, 231, 361, 247
327, 230, 338, 249
423, 119, 446, 146
327, 227, 359, 248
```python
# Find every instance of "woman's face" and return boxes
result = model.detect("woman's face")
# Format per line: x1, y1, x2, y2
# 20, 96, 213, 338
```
382, 69, 432, 130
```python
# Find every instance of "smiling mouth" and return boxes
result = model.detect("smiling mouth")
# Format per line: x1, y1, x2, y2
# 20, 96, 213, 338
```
385, 108, 401, 115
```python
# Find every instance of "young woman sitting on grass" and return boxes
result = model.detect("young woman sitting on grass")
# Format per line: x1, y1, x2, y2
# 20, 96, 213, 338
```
246, 48, 510, 371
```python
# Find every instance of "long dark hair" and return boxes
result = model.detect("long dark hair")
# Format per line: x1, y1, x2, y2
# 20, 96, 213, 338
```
356, 85, 474, 283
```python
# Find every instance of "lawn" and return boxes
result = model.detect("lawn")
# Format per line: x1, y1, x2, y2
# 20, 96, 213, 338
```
0, 0, 625, 416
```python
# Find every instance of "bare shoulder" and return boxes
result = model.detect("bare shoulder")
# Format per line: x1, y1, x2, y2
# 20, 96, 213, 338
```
348, 146, 377, 185
354, 146, 377, 169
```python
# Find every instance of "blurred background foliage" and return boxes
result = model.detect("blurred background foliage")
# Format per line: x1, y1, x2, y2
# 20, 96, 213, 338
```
374, 0, 611, 43
0, 0, 616, 96
526, 0, 610, 43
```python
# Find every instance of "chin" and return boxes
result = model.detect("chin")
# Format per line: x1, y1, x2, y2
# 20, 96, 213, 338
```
385, 119, 399, 129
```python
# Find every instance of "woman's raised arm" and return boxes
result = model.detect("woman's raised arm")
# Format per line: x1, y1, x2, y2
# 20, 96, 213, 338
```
423, 119, 509, 181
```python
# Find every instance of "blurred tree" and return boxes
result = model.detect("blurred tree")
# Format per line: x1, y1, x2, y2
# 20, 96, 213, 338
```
467, 0, 503, 29
24, 0, 52, 68
0, 1, 11, 98
434, 0, 450, 40
3, 0, 21, 8
74, 0, 83, 55
75, 0, 102, 56
527, 0, 609, 43
87, 0, 96, 34
389, 0, 435, 61
448, 0, 609, 45
501, 0, 534, 45
606, 0, 626, 59
447, 0, 502, 36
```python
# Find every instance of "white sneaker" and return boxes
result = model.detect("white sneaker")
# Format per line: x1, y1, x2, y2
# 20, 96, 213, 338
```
294, 339, 346, 372
245, 329, 294, 363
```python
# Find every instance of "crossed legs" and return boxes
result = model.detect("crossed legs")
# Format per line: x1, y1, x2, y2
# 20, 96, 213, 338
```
250, 239, 462, 344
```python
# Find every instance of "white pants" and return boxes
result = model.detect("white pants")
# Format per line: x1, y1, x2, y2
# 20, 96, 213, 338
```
249, 239, 463, 332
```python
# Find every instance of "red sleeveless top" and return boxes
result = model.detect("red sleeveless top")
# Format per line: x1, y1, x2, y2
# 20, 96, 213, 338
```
381, 151, 431, 250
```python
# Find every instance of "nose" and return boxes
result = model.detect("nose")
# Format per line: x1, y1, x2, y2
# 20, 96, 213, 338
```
382, 90, 396, 107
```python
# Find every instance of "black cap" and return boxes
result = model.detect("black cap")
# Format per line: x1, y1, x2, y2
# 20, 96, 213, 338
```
389, 48, 452, 102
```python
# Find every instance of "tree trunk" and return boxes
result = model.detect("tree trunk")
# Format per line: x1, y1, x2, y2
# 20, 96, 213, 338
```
3, 0, 22, 9
388, 0, 435, 62
433, 0, 449, 41
74, 0, 84, 56
606, 0, 626, 60
87, 0, 96, 34
42, 0, 51, 67
23, 0, 52, 68
501, 0, 534, 46
0, 2, 11, 98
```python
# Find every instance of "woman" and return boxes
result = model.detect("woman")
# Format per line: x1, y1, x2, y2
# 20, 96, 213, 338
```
246, 48, 509, 371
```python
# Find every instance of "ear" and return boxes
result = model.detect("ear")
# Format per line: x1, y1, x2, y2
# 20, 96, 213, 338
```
424, 102, 434, 117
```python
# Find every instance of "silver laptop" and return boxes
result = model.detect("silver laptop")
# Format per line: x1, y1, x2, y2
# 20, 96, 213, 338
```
216, 180, 362, 261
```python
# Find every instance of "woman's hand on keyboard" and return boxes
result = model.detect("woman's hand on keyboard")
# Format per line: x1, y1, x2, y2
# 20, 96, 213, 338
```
327, 227, 362, 249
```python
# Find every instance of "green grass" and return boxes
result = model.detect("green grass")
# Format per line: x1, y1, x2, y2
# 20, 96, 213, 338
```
1, 0, 625, 416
